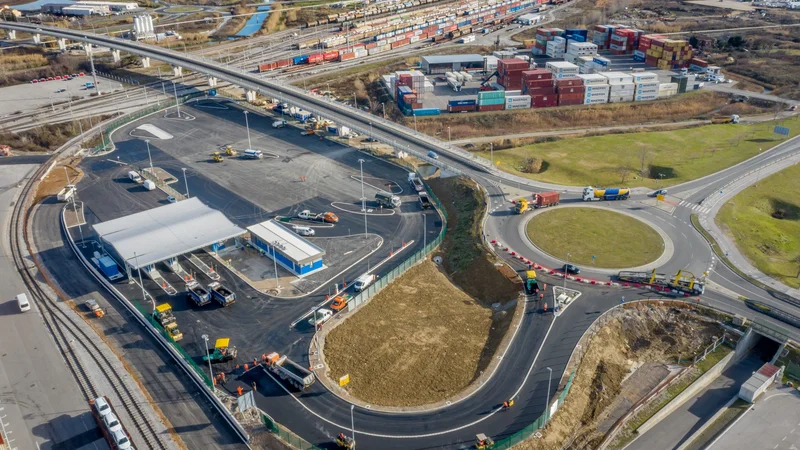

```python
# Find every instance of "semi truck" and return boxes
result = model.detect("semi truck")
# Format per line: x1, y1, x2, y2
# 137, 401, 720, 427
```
408, 172, 424, 192
57, 185, 76, 202
514, 198, 530, 214
616, 269, 705, 296
265, 352, 316, 390
90, 396, 133, 449
298, 210, 339, 223
208, 282, 236, 307
582, 186, 630, 201
419, 191, 433, 209
533, 191, 560, 208
187, 281, 211, 307
375, 191, 401, 208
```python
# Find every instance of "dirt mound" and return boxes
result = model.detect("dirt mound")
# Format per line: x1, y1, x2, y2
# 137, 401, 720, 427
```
514, 303, 725, 450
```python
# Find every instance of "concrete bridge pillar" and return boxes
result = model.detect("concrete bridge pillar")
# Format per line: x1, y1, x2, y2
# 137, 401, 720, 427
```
207, 77, 218, 87
33, 33, 41, 44
141, 57, 151, 68
112, 50, 121, 63
8, 30, 16, 40
246, 90, 257, 102
57, 38, 67, 50
172, 65, 183, 77
84, 44, 93, 55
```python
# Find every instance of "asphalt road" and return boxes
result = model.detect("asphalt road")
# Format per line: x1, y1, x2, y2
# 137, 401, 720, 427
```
0, 164, 105, 450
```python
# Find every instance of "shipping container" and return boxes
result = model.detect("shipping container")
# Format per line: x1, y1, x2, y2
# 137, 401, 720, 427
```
293, 55, 309, 65
531, 94, 558, 108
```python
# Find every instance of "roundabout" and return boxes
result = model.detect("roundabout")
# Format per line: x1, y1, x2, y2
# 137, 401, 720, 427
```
523, 205, 672, 271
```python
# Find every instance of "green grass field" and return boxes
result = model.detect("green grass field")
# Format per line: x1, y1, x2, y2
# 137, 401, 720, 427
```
716, 163, 800, 289
478, 117, 800, 188
526, 208, 664, 268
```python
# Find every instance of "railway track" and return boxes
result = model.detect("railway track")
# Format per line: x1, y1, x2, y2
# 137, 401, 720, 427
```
9, 165, 169, 450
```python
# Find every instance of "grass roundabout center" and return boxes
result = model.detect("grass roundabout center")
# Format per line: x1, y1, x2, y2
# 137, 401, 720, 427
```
526, 207, 664, 269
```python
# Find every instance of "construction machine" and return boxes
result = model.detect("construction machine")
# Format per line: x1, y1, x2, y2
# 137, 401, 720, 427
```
212, 152, 224, 162
335, 433, 355, 449
203, 338, 238, 364
153, 303, 184, 341
476, 433, 495, 449
84, 299, 105, 318
524, 270, 539, 295
225, 145, 238, 156
616, 269, 705, 295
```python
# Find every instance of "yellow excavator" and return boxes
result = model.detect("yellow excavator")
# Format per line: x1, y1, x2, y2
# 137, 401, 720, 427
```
212, 152, 224, 162
225, 145, 237, 156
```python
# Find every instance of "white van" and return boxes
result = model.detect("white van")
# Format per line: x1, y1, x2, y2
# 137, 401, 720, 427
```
143, 179, 156, 191
293, 226, 315, 237
17, 293, 30, 312
244, 149, 263, 159
354, 274, 376, 292
127, 170, 142, 183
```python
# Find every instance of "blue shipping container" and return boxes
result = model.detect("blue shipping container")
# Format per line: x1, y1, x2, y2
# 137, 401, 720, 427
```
412, 108, 441, 116
633, 55, 645, 62
449, 99, 477, 106
293, 55, 309, 65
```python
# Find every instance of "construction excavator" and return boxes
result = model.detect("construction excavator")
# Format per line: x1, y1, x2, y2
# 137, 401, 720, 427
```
211, 152, 224, 162
476, 433, 495, 449
224, 145, 237, 156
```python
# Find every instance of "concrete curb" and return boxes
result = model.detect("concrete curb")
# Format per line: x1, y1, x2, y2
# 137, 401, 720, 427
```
675, 394, 739, 450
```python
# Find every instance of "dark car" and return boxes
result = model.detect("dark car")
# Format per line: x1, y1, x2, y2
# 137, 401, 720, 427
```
648, 189, 668, 198
562, 264, 580, 275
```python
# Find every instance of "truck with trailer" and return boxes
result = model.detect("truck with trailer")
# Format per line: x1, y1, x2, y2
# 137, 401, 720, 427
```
616, 269, 705, 296
265, 352, 316, 390
582, 186, 630, 201
90, 396, 133, 450
514, 198, 530, 214
419, 191, 433, 209
533, 191, 560, 208
208, 282, 236, 307
186, 281, 211, 307
298, 209, 339, 223
375, 191, 401, 208
57, 185, 76, 202
408, 172, 424, 192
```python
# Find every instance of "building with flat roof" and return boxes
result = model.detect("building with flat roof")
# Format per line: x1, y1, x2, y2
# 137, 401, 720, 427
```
421, 54, 485, 74
247, 220, 325, 276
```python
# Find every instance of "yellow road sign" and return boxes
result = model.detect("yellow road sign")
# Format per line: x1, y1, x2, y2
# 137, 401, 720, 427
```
656, 194, 665, 201
339, 374, 350, 386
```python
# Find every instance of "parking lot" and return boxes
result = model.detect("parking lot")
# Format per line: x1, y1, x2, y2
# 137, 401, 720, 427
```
70, 98, 442, 369
0, 73, 124, 117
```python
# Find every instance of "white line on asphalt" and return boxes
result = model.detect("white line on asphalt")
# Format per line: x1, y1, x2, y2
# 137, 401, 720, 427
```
267, 315, 557, 439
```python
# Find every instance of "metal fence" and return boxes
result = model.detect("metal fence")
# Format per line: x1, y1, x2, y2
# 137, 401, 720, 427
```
347, 182, 448, 312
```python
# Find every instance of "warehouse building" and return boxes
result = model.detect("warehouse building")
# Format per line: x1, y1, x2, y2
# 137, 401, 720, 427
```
247, 220, 325, 277
42, 1, 137, 15
421, 54, 485, 74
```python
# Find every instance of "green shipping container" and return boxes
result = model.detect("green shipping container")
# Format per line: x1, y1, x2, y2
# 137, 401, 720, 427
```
478, 98, 506, 106
478, 91, 505, 100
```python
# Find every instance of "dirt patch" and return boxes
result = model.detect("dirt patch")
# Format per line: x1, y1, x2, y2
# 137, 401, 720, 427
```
324, 260, 493, 406
514, 304, 725, 450
427, 176, 521, 373
35, 160, 83, 204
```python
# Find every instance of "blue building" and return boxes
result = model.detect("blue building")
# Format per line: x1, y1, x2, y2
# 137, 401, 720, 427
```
247, 220, 325, 276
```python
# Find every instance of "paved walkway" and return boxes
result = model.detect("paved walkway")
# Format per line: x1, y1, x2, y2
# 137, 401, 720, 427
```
708, 386, 800, 450
700, 138, 800, 300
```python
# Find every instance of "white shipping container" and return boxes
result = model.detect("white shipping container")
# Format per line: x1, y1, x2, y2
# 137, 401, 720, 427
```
635, 81, 660, 89
578, 74, 608, 85
609, 82, 635, 91
506, 102, 531, 110
609, 94, 634, 103
584, 97, 608, 104
368, 47, 384, 56
505, 90, 522, 96
546, 61, 579, 73
659, 82, 679, 91
601, 72, 633, 84
632, 72, 659, 82
460, 72, 473, 82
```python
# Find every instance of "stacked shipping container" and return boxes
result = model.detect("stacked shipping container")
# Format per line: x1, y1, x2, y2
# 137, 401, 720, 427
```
642, 37, 694, 70
533, 28, 565, 56
478, 90, 505, 111
497, 58, 530, 90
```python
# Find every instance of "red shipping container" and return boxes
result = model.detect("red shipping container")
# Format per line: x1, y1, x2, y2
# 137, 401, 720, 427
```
557, 86, 585, 95
690, 57, 709, 68
340, 52, 356, 61
531, 94, 558, 108
524, 86, 556, 96
308, 53, 324, 64
522, 69, 552, 81
448, 105, 476, 113
594, 25, 608, 32
477, 104, 505, 112
323, 51, 339, 61
276, 59, 292, 68
651, 38, 665, 47
555, 78, 584, 88
498, 58, 529, 74
524, 79, 554, 89
366, 42, 378, 49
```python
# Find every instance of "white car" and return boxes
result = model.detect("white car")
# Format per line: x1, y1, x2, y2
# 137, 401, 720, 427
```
167, 195, 177, 203
103, 412, 123, 434
112, 429, 132, 450
93, 397, 112, 418
293, 226, 315, 237
308, 308, 332, 327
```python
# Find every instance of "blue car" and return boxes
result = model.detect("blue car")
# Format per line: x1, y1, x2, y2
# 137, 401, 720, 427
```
427, 151, 438, 159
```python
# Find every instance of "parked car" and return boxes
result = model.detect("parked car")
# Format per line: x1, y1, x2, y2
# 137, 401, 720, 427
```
562, 264, 580, 275
103, 412, 123, 434
427, 150, 439, 159
167, 195, 177, 203
31, 79, 39, 84
93, 396, 112, 418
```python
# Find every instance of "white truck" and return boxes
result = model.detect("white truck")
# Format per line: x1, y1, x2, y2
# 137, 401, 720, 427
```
265, 352, 316, 390
375, 191, 401, 208
57, 185, 76, 202
127, 170, 142, 183
408, 172, 424, 192
272, 120, 287, 128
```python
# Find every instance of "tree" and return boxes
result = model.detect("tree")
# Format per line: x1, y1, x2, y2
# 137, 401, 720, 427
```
728, 36, 744, 48
638, 146, 652, 178
617, 165, 632, 184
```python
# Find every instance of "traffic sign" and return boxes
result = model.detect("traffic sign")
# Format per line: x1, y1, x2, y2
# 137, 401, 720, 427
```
774, 126, 790, 137
656, 194, 665, 201
339, 374, 351, 386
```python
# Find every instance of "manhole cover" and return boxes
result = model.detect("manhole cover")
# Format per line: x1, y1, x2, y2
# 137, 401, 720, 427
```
433, 256, 443, 265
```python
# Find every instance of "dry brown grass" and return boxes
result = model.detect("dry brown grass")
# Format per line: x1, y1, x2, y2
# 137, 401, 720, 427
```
419, 91, 735, 141
324, 260, 493, 406
0, 53, 48, 71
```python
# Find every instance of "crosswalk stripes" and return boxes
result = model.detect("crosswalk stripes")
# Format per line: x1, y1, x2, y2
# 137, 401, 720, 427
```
677, 200, 710, 214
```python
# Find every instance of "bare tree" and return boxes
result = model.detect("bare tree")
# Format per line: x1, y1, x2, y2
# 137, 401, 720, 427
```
638, 146, 652, 177
617, 165, 632, 184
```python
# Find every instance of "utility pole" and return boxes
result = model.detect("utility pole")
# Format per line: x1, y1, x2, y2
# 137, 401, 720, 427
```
171, 80, 181, 118
181, 167, 189, 198
243, 111, 252, 151
89, 50, 101, 96
490, 142, 494, 166
202, 334, 214, 388
359, 159, 367, 238
546, 367, 553, 422
146, 139, 153, 174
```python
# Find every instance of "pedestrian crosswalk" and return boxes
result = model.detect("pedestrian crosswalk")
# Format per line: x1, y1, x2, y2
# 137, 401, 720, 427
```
678, 200, 711, 214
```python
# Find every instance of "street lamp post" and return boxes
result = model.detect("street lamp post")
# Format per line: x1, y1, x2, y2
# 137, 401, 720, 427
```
358, 159, 367, 238
171, 80, 181, 118
243, 111, 253, 151
64, 166, 71, 185
350, 405, 356, 446
448, 126, 451, 141
271, 242, 280, 289
133, 251, 153, 312
145, 139, 153, 174
490, 142, 494, 166
563, 253, 570, 289
181, 167, 189, 198
202, 334, 214, 387
546, 367, 553, 422
382, 102, 386, 119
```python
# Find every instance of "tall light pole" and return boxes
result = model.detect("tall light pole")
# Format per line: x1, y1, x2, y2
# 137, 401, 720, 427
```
271, 242, 280, 289
546, 367, 553, 422
448, 126, 451, 141
358, 159, 367, 238
202, 334, 214, 387
490, 142, 494, 167
350, 405, 356, 445
145, 139, 153, 174
181, 167, 189, 198
382, 102, 386, 119
243, 110, 252, 151
171, 80, 181, 118
133, 251, 153, 312
563, 253, 570, 289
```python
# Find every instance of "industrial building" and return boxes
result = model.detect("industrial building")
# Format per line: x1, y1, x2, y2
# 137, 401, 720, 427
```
421, 54, 485, 74
42, 1, 138, 15
247, 220, 325, 277
93, 197, 245, 278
